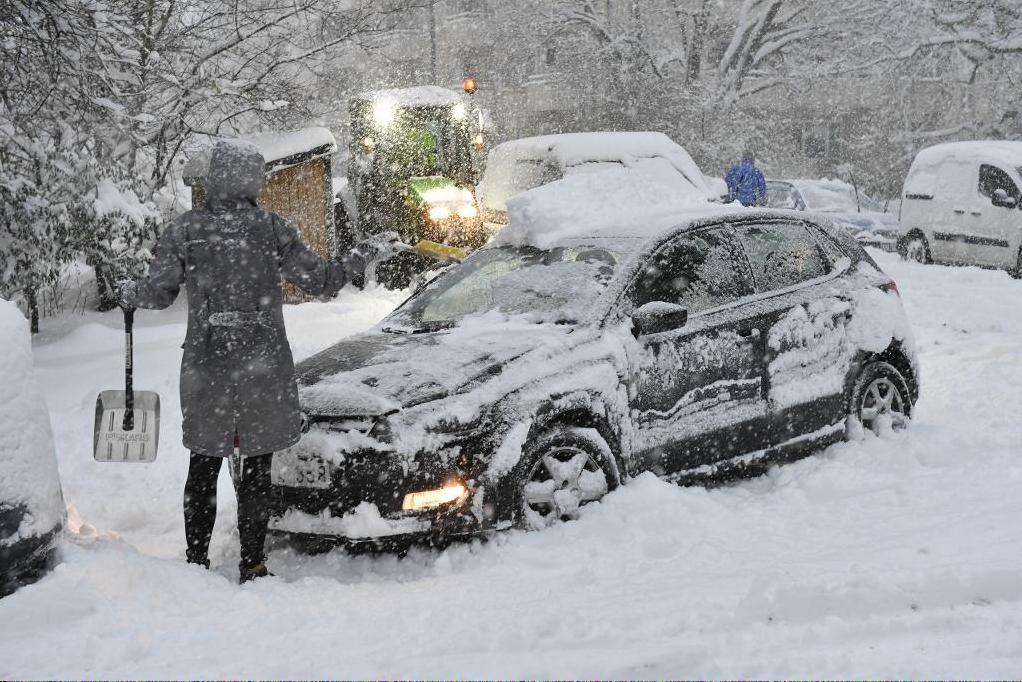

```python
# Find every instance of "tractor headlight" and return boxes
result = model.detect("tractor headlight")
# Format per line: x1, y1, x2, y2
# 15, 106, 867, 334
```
428, 206, 451, 221
373, 98, 396, 127
457, 204, 478, 219
451, 103, 467, 120
402, 480, 468, 511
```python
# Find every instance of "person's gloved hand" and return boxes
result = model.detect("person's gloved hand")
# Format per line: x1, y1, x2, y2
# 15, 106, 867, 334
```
341, 249, 368, 290
116, 280, 138, 310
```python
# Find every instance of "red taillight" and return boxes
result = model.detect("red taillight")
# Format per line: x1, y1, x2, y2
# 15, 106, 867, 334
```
880, 279, 899, 297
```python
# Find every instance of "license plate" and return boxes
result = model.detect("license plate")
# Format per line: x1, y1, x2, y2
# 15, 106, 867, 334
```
271, 446, 332, 489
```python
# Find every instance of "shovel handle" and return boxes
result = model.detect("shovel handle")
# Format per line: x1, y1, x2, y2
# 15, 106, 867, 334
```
123, 307, 134, 431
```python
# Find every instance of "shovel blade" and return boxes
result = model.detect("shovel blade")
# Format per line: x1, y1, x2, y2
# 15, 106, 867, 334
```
93, 390, 160, 463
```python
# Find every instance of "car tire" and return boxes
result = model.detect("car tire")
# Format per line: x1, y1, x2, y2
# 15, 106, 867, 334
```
1011, 249, 1022, 279
847, 361, 914, 435
513, 426, 619, 530
900, 232, 931, 264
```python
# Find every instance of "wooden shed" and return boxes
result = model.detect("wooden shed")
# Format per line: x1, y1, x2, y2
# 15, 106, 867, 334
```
183, 127, 337, 302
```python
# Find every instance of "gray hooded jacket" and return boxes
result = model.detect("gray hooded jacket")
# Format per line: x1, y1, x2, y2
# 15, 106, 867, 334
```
126, 141, 351, 457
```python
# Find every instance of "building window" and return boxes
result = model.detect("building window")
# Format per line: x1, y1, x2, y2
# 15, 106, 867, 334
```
544, 46, 557, 66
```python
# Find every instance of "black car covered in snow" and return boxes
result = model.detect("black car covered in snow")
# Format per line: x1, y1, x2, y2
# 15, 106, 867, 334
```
269, 167, 919, 548
1, 301, 65, 597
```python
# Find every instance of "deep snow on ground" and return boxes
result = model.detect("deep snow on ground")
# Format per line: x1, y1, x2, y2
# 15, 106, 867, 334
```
2, 253, 1022, 678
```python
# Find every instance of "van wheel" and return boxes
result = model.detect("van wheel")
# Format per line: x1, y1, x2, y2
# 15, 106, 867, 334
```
848, 361, 913, 435
515, 427, 618, 530
901, 233, 931, 264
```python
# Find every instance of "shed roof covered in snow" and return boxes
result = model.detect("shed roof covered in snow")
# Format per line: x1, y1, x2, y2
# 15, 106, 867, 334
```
182, 127, 337, 184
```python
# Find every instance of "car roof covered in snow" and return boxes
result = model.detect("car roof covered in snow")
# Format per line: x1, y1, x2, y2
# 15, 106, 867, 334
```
182, 127, 337, 183
911, 140, 1022, 169
489, 132, 709, 186
493, 162, 738, 251
353, 85, 466, 107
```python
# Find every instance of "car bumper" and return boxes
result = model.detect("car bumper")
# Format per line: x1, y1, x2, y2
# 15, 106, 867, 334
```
269, 448, 488, 546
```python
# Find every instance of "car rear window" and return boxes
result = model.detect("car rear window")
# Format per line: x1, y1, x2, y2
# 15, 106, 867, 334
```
734, 222, 831, 292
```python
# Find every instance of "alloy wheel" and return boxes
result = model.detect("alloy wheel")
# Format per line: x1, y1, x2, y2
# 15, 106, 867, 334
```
905, 238, 928, 263
858, 376, 907, 433
522, 445, 609, 528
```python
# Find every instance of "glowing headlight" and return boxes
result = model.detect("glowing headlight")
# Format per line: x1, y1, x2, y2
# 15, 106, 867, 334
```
451, 103, 467, 120
373, 98, 396, 126
402, 481, 468, 511
428, 206, 451, 221
457, 204, 478, 219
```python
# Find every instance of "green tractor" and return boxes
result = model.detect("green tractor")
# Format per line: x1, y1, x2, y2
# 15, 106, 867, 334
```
337, 85, 488, 288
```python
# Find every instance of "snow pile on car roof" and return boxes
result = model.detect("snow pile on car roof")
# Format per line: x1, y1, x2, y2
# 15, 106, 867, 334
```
479, 132, 712, 212
354, 85, 465, 107
0, 299, 63, 544
913, 140, 1022, 168
495, 159, 724, 250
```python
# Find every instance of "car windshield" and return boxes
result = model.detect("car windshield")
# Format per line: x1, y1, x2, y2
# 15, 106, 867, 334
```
478, 158, 561, 212
383, 244, 623, 331
800, 183, 883, 212
766, 183, 801, 209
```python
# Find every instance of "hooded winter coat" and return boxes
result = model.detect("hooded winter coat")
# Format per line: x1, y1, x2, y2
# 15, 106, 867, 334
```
125, 141, 353, 457
725, 159, 768, 207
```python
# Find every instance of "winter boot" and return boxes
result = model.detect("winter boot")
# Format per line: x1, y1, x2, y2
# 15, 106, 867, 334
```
239, 563, 274, 584
186, 553, 210, 570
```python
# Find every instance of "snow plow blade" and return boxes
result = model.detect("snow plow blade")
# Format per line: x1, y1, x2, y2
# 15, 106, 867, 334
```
93, 390, 160, 462
410, 240, 466, 263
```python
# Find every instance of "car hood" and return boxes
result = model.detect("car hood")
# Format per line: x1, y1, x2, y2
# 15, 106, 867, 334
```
816, 209, 898, 235
296, 321, 575, 417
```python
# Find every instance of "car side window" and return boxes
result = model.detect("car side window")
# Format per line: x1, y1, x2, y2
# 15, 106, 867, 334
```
734, 222, 830, 292
629, 228, 750, 314
978, 164, 1021, 201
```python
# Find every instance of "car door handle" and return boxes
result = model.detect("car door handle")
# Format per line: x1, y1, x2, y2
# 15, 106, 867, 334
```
953, 209, 966, 215
737, 326, 759, 338
970, 211, 982, 216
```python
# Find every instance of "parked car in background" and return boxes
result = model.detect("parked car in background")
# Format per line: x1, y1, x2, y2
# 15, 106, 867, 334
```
898, 141, 1022, 277
1, 300, 64, 598
766, 178, 899, 251
476, 132, 714, 235
268, 165, 918, 550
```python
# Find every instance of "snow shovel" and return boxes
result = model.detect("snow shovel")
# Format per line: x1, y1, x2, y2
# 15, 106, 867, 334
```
93, 307, 160, 463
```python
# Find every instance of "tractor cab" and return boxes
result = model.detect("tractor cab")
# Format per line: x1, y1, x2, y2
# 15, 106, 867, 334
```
344, 85, 488, 287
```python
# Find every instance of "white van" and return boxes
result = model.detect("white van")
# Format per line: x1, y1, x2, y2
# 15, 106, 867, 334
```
899, 141, 1022, 277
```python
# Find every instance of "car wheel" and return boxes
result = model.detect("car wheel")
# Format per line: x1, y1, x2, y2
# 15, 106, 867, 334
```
848, 361, 913, 435
516, 427, 618, 530
902, 233, 931, 264
1011, 249, 1022, 279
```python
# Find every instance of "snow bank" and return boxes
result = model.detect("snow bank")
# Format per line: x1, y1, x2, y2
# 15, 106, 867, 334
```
0, 300, 63, 545
495, 162, 724, 250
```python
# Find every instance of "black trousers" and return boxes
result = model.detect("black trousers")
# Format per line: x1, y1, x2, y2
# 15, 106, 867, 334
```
184, 452, 272, 570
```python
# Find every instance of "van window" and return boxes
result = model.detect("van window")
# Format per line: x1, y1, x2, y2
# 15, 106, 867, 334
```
979, 165, 1021, 201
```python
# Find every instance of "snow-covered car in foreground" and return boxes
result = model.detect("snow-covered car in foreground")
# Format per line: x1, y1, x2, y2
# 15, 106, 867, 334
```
476, 131, 713, 235
269, 167, 919, 548
898, 141, 1022, 277
766, 178, 899, 251
0, 300, 64, 597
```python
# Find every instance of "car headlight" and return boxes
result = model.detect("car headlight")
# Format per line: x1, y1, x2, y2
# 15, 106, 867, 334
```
402, 480, 468, 511
428, 206, 451, 221
457, 204, 478, 219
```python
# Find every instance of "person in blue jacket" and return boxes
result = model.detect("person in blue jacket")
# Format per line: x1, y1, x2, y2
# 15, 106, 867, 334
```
725, 149, 768, 207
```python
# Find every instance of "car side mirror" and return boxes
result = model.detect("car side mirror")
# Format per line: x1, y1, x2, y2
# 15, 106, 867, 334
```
631, 302, 688, 337
991, 188, 1018, 209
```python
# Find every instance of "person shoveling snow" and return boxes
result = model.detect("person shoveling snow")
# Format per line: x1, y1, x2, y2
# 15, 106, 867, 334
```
118, 141, 365, 583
